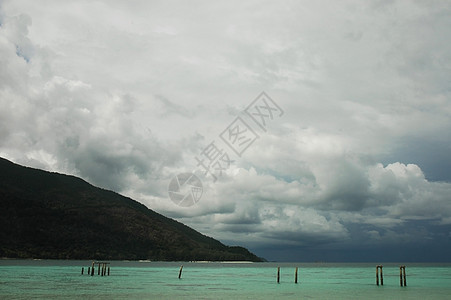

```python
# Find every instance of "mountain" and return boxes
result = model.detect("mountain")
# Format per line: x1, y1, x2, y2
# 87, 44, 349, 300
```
0, 157, 263, 261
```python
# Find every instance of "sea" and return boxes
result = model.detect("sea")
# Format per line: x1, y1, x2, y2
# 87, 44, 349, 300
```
1, 260, 450, 299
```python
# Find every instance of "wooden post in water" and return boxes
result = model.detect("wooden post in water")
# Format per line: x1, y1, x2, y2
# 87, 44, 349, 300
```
178, 265, 183, 279
376, 266, 379, 286
277, 267, 280, 283
404, 266, 407, 286
376, 265, 383, 286
399, 266, 407, 286
81, 267, 84, 275
294, 267, 298, 283
402, 266, 406, 286
399, 266, 403, 286
87, 262, 111, 278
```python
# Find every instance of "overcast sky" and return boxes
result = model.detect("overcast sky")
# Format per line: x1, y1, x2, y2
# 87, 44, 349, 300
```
1, 0, 451, 262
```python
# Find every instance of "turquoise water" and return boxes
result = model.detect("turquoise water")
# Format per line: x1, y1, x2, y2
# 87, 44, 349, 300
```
1, 261, 450, 299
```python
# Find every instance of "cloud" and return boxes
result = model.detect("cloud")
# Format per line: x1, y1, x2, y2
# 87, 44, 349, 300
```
155, 94, 193, 118
1, 0, 451, 261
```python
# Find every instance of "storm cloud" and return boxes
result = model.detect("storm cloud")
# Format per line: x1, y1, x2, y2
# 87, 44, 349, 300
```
1, 0, 450, 261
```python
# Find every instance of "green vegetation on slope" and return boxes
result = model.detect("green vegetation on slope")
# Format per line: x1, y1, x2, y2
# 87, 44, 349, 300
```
0, 157, 262, 261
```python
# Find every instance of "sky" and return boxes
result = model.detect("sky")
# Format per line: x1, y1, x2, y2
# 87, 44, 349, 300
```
1, 0, 451, 262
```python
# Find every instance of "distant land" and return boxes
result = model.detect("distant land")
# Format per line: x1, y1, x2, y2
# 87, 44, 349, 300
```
0, 157, 263, 261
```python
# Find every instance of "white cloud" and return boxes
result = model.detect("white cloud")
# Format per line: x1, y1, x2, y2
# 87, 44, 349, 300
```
1, 0, 451, 259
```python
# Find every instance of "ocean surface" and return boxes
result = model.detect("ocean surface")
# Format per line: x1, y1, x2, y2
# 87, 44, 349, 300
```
1, 260, 450, 299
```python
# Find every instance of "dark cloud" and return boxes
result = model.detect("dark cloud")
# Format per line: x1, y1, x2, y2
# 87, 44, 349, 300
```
1, 0, 450, 261
384, 137, 451, 182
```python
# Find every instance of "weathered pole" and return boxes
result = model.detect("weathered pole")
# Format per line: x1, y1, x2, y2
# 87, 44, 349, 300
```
295, 267, 298, 284
403, 266, 407, 286
376, 266, 380, 286
178, 265, 183, 279
399, 266, 403, 286
376, 265, 383, 286
277, 267, 280, 283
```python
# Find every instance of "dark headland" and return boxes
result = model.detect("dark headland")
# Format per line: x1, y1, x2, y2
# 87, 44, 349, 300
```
0, 157, 263, 261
